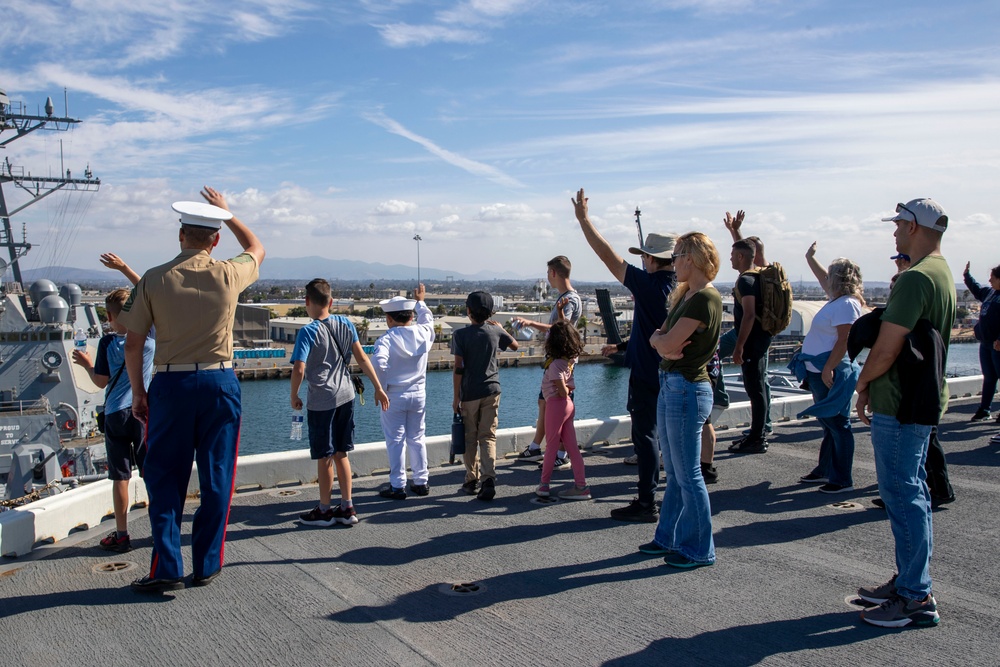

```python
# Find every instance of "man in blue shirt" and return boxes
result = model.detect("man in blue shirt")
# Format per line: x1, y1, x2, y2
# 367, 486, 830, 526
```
571, 188, 676, 522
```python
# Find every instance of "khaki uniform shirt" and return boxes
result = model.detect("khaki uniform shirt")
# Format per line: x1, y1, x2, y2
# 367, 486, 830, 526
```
118, 249, 259, 365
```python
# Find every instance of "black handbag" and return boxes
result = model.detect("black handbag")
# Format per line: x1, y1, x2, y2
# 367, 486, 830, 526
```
96, 361, 127, 433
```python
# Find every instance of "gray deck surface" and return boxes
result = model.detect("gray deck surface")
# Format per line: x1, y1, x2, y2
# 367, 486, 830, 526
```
2, 398, 998, 666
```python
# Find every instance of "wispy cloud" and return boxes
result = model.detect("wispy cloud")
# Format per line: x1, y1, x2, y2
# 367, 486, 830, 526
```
1, 0, 317, 67
0, 64, 341, 184
363, 111, 525, 188
374, 23, 482, 47
373, 0, 533, 47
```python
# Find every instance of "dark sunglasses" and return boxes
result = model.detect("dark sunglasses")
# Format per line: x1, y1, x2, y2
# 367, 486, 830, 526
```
895, 203, 918, 222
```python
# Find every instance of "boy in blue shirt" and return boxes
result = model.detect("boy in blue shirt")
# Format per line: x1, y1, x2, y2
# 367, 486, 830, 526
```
73, 253, 154, 552
292, 279, 388, 526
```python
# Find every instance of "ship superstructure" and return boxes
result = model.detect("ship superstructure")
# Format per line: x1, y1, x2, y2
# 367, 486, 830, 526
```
0, 87, 106, 503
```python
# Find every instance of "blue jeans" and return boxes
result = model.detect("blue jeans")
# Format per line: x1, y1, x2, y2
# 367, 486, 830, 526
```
653, 372, 715, 564
870, 413, 933, 601
806, 371, 854, 486
978, 342, 1000, 411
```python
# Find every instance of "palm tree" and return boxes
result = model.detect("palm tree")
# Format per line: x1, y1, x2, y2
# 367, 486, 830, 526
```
357, 318, 370, 344
577, 314, 588, 344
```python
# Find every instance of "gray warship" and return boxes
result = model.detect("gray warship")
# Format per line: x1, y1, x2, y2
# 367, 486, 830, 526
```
0, 86, 105, 506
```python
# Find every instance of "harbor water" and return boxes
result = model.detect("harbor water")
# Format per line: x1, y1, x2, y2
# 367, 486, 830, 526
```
236, 342, 984, 457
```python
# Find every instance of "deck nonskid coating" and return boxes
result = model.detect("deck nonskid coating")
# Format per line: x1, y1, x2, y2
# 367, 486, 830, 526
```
2, 399, 998, 666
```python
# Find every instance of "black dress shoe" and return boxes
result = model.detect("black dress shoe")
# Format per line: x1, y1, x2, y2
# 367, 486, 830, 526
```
931, 494, 956, 508
130, 575, 184, 593
409, 483, 430, 497
192, 570, 221, 587
379, 486, 407, 500
871, 498, 886, 509
730, 437, 768, 454
700, 463, 718, 484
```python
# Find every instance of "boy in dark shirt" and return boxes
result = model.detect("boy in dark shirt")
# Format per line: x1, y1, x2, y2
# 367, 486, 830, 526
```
452, 291, 518, 501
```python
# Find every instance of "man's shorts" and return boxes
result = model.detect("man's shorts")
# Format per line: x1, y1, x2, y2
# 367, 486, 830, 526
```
103, 408, 146, 481
308, 401, 355, 459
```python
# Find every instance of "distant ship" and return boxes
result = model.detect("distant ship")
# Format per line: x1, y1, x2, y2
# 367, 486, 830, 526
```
0, 86, 106, 506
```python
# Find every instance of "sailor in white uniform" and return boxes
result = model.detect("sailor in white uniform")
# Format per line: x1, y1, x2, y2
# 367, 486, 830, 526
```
372, 284, 436, 498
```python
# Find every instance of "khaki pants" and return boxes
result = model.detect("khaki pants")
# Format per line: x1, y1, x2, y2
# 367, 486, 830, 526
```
461, 393, 502, 483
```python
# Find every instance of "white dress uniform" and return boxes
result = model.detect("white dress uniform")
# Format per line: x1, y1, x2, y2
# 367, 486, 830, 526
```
373, 299, 436, 490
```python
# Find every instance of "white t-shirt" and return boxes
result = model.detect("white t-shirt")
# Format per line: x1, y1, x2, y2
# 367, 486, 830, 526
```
801, 295, 863, 372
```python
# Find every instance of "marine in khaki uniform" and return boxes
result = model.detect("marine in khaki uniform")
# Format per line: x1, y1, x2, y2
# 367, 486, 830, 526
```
118, 186, 264, 593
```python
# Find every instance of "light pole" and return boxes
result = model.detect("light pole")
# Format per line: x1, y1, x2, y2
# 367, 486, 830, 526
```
413, 234, 422, 284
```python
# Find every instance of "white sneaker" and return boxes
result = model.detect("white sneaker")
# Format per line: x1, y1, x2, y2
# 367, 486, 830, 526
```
516, 446, 544, 462
559, 485, 591, 501
539, 456, 572, 471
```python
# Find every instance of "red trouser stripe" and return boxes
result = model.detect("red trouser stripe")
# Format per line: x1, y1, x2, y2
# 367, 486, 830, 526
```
218, 418, 241, 568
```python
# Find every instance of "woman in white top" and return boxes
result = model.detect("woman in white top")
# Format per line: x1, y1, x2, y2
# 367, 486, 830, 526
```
798, 243, 865, 493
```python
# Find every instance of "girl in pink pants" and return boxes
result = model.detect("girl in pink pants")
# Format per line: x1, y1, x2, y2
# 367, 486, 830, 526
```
535, 321, 590, 500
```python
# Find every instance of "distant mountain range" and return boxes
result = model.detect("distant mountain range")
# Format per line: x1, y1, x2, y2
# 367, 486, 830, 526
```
16, 257, 532, 284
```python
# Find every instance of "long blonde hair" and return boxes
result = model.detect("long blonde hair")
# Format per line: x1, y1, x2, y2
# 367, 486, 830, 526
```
827, 257, 865, 307
669, 232, 720, 308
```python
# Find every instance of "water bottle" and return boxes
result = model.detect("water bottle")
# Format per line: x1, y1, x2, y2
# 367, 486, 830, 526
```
290, 410, 304, 441
511, 320, 533, 341
74, 329, 87, 351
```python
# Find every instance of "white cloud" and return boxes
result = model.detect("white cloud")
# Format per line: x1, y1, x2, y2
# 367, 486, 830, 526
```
372, 0, 534, 47
375, 23, 482, 47
363, 111, 525, 188
1, 0, 317, 67
438, 0, 533, 24
374, 199, 419, 215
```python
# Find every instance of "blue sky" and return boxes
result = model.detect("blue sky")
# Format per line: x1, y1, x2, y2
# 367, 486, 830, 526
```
2, 0, 999, 284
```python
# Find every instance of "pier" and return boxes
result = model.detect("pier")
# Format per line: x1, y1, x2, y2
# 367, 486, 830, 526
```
233, 344, 613, 380
1, 377, 997, 665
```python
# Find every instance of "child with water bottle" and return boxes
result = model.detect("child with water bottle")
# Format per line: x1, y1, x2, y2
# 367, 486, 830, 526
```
535, 314, 590, 501
291, 279, 388, 527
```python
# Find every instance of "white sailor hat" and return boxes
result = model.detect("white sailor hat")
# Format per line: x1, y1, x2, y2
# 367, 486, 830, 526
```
380, 296, 417, 312
172, 201, 233, 230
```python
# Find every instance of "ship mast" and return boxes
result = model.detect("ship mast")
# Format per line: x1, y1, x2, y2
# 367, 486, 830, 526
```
0, 88, 100, 293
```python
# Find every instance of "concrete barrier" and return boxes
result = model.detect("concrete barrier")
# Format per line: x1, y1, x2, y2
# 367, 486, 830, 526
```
1, 375, 985, 557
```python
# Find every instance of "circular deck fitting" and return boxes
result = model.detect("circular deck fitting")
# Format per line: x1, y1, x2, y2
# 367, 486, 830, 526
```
844, 594, 877, 610
270, 489, 302, 498
92, 561, 137, 574
530, 496, 559, 506
438, 582, 487, 597
829, 501, 863, 511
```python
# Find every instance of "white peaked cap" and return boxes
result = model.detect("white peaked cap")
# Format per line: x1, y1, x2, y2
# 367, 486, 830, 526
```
172, 201, 233, 229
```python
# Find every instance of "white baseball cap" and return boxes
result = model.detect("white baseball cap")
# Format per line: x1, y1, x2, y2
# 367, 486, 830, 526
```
881, 198, 948, 233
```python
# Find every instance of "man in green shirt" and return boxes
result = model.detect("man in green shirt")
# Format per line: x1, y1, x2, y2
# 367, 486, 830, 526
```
854, 198, 955, 628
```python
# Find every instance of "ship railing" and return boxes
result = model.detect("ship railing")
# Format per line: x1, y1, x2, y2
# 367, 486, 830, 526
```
0, 397, 51, 415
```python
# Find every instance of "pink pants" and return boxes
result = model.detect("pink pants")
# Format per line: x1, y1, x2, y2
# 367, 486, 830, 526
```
539, 396, 586, 487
